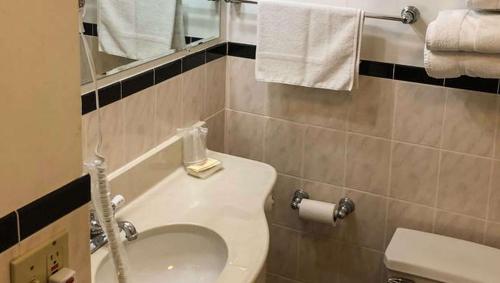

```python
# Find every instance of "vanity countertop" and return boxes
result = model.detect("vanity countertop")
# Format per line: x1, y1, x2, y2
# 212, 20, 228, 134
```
91, 151, 277, 283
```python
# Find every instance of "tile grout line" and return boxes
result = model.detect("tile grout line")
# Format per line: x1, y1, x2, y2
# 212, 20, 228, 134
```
482, 97, 500, 243
15, 210, 21, 247
299, 126, 306, 179
275, 171, 498, 225
271, 222, 386, 255
228, 108, 500, 162
383, 79, 399, 246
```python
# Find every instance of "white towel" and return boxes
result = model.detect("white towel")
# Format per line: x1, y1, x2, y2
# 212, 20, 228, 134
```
98, 0, 185, 60
255, 0, 364, 91
424, 47, 500, 78
426, 10, 500, 54
466, 0, 500, 10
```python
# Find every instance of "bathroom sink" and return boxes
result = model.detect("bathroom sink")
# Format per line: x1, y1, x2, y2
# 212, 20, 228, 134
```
94, 224, 228, 283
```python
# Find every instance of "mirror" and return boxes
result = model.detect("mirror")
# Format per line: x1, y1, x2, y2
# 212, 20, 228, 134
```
80, 0, 221, 85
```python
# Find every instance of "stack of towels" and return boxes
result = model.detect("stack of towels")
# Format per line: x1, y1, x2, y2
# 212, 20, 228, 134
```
425, 0, 500, 78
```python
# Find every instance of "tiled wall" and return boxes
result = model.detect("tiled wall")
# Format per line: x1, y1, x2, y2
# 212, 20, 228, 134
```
0, 1, 91, 282
226, 54, 500, 283
81, 48, 227, 193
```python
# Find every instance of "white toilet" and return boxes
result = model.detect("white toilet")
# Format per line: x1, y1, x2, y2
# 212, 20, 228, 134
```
385, 228, 500, 283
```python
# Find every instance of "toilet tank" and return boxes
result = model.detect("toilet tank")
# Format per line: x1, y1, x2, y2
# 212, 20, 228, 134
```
384, 228, 500, 283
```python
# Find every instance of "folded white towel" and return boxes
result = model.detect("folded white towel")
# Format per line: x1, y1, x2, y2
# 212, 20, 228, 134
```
424, 47, 500, 78
466, 0, 500, 10
426, 10, 500, 54
98, 0, 185, 60
255, 0, 364, 91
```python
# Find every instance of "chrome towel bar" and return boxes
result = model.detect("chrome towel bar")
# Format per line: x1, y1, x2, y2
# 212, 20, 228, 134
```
225, 0, 420, 25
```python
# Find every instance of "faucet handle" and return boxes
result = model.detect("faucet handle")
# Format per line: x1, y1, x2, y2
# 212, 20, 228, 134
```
111, 195, 125, 213
89, 209, 104, 236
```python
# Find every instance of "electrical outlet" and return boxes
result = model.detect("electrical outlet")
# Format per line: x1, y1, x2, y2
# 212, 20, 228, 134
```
11, 233, 69, 283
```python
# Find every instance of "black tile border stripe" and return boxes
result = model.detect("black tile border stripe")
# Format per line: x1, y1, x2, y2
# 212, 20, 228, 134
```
394, 64, 444, 86
182, 50, 206, 73
18, 175, 91, 240
445, 76, 500, 94
226, 42, 500, 94
206, 43, 227, 63
0, 174, 91, 251
359, 60, 394, 79
81, 41, 500, 116
81, 43, 229, 115
82, 22, 98, 37
0, 212, 18, 253
121, 70, 155, 98
155, 59, 182, 84
228, 42, 256, 59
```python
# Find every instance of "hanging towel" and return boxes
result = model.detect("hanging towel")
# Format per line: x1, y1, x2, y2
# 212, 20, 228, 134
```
466, 0, 500, 10
424, 47, 500, 79
98, 0, 185, 60
426, 10, 500, 54
255, 0, 364, 91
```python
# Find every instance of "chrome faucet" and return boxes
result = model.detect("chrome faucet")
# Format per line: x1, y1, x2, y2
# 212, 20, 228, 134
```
89, 195, 138, 253
117, 220, 138, 241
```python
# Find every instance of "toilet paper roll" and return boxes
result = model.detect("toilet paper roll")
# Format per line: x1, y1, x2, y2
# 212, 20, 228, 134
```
298, 199, 337, 226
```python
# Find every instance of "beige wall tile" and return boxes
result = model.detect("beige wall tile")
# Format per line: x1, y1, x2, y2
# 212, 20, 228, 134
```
393, 82, 445, 147
339, 190, 388, 251
484, 221, 500, 249
298, 234, 340, 283
109, 140, 182, 202
303, 127, 346, 186
488, 161, 500, 222
123, 87, 157, 162
434, 211, 485, 244
338, 244, 383, 283
1, 0, 82, 216
83, 101, 125, 172
182, 66, 207, 126
205, 110, 226, 152
346, 134, 391, 196
264, 119, 305, 176
385, 200, 434, 247
268, 225, 299, 279
226, 111, 267, 161
271, 175, 304, 230
205, 58, 226, 118
347, 76, 395, 138
438, 152, 491, 218
390, 143, 439, 206
442, 89, 497, 157
228, 57, 268, 115
155, 76, 182, 144
18, 205, 91, 283
267, 83, 350, 131
0, 246, 19, 283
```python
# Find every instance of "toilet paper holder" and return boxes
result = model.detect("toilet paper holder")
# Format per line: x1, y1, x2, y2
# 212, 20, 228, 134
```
290, 189, 355, 222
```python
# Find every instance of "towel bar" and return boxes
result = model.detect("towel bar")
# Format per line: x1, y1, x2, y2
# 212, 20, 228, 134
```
224, 0, 420, 25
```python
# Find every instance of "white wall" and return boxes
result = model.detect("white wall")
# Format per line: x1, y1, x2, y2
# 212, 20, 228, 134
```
227, 0, 465, 66
183, 0, 221, 39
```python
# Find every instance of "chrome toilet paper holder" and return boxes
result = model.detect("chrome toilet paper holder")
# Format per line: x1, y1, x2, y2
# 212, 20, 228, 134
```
290, 189, 356, 222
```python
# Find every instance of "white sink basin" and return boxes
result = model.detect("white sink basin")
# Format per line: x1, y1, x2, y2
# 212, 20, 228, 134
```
95, 225, 228, 283
91, 150, 277, 283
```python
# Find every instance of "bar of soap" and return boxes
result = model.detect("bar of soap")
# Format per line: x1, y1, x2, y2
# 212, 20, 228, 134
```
186, 158, 223, 179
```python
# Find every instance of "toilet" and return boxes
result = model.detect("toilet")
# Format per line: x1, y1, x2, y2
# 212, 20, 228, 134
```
385, 228, 500, 283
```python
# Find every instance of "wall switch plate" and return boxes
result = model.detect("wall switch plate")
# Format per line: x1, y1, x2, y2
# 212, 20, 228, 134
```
10, 233, 69, 283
